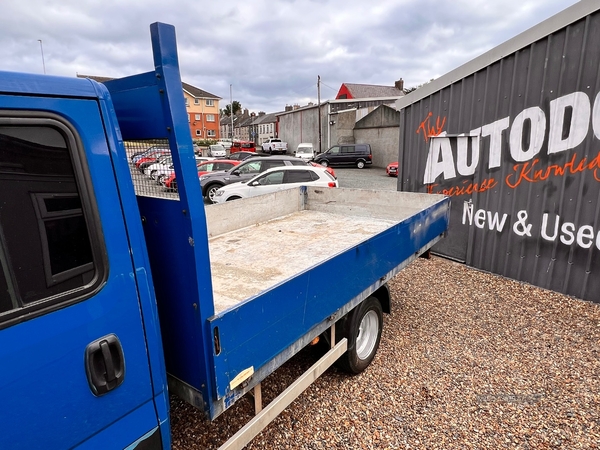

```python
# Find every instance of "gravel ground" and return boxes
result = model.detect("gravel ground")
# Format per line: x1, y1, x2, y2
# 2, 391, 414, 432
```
170, 256, 600, 449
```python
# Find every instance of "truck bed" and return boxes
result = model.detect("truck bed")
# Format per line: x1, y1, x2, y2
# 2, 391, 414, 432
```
205, 187, 446, 314
209, 209, 395, 313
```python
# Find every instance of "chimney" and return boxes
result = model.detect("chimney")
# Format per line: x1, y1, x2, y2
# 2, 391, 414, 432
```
285, 105, 293, 112
395, 78, 404, 91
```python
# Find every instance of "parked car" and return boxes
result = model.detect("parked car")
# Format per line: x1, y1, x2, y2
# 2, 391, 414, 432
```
230, 140, 256, 154
308, 161, 336, 178
135, 149, 171, 171
261, 138, 288, 154
294, 143, 315, 160
162, 159, 240, 191
208, 144, 227, 157
130, 145, 170, 162
386, 161, 399, 177
200, 155, 311, 203
313, 144, 372, 169
227, 151, 261, 161
146, 155, 212, 182
212, 166, 338, 204
216, 139, 233, 149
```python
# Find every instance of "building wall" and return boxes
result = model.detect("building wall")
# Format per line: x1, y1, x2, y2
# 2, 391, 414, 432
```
354, 105, 401, 167
277, 107, 321, 153
396, 5, 600, 303
278, 104, 399, 164
184, 92, 220, 140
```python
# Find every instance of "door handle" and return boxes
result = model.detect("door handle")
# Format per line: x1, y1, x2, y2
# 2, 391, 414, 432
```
85, 334, 125, 396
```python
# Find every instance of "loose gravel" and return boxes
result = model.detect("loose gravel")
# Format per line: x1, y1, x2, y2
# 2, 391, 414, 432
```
170, 255, 600, 449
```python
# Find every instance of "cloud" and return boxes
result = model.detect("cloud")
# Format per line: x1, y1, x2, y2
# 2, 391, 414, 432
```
0, 0, 579, 113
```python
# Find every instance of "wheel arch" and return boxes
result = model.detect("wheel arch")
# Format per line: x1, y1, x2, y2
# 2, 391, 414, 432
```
370, 283, 391, 314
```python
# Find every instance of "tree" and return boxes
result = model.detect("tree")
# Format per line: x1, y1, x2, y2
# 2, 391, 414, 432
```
222, 101, 242, 117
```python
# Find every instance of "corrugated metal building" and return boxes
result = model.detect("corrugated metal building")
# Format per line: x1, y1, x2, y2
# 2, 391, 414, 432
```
396, 0, 600, 303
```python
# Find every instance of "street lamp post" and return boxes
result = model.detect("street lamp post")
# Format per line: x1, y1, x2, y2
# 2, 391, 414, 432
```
37, 39, 46, 74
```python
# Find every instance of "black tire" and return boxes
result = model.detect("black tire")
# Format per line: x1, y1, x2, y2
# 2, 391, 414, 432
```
356, 160, 365, 169
319, 160, 329, 167
336, 296, 383, 374
205, 184, 223, 203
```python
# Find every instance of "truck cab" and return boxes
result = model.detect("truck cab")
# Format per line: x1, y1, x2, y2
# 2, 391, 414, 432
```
0, 67, 168, 449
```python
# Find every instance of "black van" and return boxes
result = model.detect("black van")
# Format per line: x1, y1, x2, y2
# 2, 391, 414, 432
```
313, 144, 372, 169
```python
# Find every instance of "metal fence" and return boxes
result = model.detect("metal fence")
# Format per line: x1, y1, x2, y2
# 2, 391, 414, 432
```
124, 140, 180, 200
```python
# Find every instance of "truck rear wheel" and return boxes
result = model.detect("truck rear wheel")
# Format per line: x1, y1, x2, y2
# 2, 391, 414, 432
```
356, 160, 365, 169
336, 296, 383, 374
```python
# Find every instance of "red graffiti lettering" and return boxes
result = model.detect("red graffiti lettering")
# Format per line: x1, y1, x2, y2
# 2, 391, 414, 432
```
416, 112, 447, 143
506, 151, 600, 188
427, 177, 498, 196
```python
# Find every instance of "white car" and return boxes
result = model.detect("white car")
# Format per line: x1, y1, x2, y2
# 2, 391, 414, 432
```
294, 143, 315, 160
212, 165, 338, 204
209, 144, 227, 157
145, 155, 213, 182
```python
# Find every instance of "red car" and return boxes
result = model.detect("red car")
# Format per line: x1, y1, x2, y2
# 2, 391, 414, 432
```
162, 159, 240, 190
386, 161, 398, 177
135, 149, 171, 171
309, 161, 336, 178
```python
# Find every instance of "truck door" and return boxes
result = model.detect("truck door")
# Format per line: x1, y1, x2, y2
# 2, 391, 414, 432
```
0, 97, 159, 449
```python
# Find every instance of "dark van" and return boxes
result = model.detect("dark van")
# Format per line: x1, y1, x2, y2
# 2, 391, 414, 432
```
230, 140, 256, 154
313, 144, 372, 169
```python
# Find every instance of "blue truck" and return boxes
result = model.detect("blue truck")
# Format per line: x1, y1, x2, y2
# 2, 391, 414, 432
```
0, 23, 450, 449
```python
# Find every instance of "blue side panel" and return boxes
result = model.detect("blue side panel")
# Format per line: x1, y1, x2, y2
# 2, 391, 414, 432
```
209, 199, 450, 399
103, 71, 168, 140
136, 196, 213, 397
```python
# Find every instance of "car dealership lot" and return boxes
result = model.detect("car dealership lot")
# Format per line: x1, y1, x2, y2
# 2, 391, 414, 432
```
130, 161, 399, 203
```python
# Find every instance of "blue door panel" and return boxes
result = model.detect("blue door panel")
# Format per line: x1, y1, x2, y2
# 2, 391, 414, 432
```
0, 95, 158, 448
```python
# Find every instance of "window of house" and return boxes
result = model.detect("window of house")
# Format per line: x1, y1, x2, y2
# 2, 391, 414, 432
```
206, 99, 214, 107
185, 98, 189, 106
207, 130, 216, 137
206, 114, 215, 122
196, 130, 201, 136
195, 114, 201, 121
194, 98, 200, 105
0, 117, 105, 323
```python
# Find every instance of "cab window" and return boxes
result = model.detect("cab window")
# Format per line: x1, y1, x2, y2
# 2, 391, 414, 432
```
0, 117, 104, 323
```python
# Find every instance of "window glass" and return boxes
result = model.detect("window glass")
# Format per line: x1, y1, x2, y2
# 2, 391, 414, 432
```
328, 146, 340, 154
0, 122, 101, 319
258, 171, 284, 185
238, 161, 261, 174
263, 160, 284, 170
285, 170, 313, 183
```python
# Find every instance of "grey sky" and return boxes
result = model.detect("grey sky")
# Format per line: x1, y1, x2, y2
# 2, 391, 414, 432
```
0, 0, 580, 113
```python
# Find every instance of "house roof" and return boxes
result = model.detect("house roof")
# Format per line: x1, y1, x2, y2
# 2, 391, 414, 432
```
336, 83, 404, 99
182, 82, 220, 100
76, 74, 220, 100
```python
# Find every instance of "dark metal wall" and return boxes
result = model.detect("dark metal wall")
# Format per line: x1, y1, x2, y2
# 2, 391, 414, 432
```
397, 5, 600, 302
